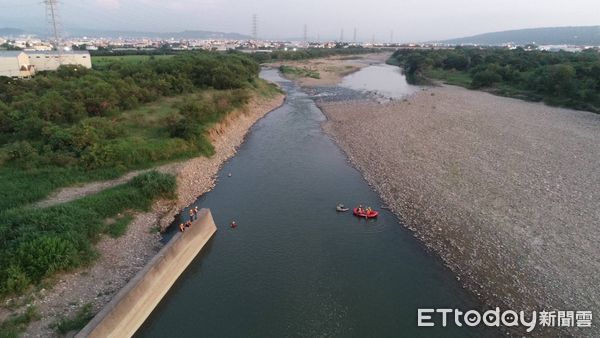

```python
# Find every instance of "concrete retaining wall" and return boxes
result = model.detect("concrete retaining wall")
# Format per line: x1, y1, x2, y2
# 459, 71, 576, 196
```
76, 208, 217, 338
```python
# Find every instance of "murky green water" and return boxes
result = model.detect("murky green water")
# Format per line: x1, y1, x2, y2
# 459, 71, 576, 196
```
136, 68, 497, 337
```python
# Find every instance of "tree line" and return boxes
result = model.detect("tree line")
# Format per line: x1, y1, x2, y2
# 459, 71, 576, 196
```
389, 47, 600, 113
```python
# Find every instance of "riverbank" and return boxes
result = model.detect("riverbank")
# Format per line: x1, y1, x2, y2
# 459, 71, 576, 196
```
13, 92, 284, 337
318, 85, 600, 335
265, 53, 390, 86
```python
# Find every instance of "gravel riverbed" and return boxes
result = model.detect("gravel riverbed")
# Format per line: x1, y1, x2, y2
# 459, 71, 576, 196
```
319, 86, 600, 336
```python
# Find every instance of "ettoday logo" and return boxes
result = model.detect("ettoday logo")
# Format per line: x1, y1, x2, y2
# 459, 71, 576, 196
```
418, 308, 593, 333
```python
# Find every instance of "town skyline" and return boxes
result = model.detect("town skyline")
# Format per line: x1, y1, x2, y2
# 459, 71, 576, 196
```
0, 0, 598, 42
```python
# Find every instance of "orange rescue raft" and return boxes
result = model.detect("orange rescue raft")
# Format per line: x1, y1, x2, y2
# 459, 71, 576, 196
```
353, 208, 379, 218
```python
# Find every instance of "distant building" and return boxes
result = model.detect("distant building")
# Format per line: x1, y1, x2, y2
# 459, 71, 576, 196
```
27, 50, 92, 71
0, 51, 35, 78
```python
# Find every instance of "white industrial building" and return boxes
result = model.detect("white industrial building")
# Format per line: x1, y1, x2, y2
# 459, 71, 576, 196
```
27, 50, 92, 71
0, 50, 92, 78
0, 51, 36, 78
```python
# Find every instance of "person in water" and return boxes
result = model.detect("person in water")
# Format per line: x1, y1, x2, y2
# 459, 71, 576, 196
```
189, 209, 194, 222
179, 223, 185, 232
194, 206, 199, 219
231, 221, 237, 228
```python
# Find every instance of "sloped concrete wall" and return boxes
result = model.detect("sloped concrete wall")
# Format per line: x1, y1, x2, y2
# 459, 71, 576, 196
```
77, 208, 217, 338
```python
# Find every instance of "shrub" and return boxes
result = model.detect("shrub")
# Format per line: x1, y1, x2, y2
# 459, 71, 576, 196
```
471, 70, 502, 88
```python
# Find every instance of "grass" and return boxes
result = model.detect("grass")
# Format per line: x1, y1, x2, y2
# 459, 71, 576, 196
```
0, 79, 279, 214
51, 303, 94, 334
424, 68, 473, 87
0, 171, 177, 297
0, 306, 40, 338
279, 65, 320, 79
0, 52, 281, 298
106, 213, 134, 238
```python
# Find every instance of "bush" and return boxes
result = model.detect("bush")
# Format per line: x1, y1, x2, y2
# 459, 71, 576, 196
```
131, 171, 177, 199
471, 70, 502, 88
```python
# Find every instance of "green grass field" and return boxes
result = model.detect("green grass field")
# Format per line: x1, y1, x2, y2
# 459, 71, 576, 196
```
424, 68, 473, 87
279, 65, 320, 79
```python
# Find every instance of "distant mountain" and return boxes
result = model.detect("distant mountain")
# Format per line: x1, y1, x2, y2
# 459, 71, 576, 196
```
0, 27, 251, 40
64, 29, 252, 40
0, 28, 27, 36
438, 26, 600, 46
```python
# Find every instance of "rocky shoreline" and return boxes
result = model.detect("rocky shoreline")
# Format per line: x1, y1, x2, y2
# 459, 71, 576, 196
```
318, 86, 600, 336
18, 92, 285, 337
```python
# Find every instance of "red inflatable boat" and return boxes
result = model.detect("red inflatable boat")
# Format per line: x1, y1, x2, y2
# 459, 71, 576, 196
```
353, 208, 379, 218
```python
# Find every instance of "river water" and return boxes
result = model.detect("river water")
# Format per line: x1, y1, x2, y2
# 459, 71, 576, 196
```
136, 67, 495, 337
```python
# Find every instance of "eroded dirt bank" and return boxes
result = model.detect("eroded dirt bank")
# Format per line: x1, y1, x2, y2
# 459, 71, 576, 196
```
16, 93, 284, 337
319, 86, 600, 336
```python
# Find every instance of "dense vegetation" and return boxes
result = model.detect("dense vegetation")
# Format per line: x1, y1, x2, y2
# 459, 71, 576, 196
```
0, 171, 176, 297
0, 52, 269, 212
389, 47, 600, 112
0, 52, 279, 299
248, 47, 381, 63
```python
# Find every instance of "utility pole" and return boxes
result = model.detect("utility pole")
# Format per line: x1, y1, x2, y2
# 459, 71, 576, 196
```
390, 30, 394, 44
353, 27, 357, 43
340, 28, 344, 43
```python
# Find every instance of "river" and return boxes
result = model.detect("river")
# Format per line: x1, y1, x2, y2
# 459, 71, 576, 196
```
136, 66, 496, 337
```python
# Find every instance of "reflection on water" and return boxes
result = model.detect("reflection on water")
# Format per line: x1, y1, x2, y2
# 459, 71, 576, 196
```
341, 64, 419, 99
136, 68, 497, 338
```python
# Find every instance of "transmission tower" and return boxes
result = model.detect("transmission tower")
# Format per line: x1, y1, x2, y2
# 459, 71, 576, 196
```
390, 30, 394, 44
45, 0, 62, 51
303, 24, 307, 43
252, 14, 258, 40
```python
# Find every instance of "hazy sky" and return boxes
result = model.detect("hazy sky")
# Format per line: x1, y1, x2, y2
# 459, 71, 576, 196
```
1, 0, 598, 41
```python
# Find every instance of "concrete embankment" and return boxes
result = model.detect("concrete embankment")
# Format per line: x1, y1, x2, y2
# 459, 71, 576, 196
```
76, 209, 217, 338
